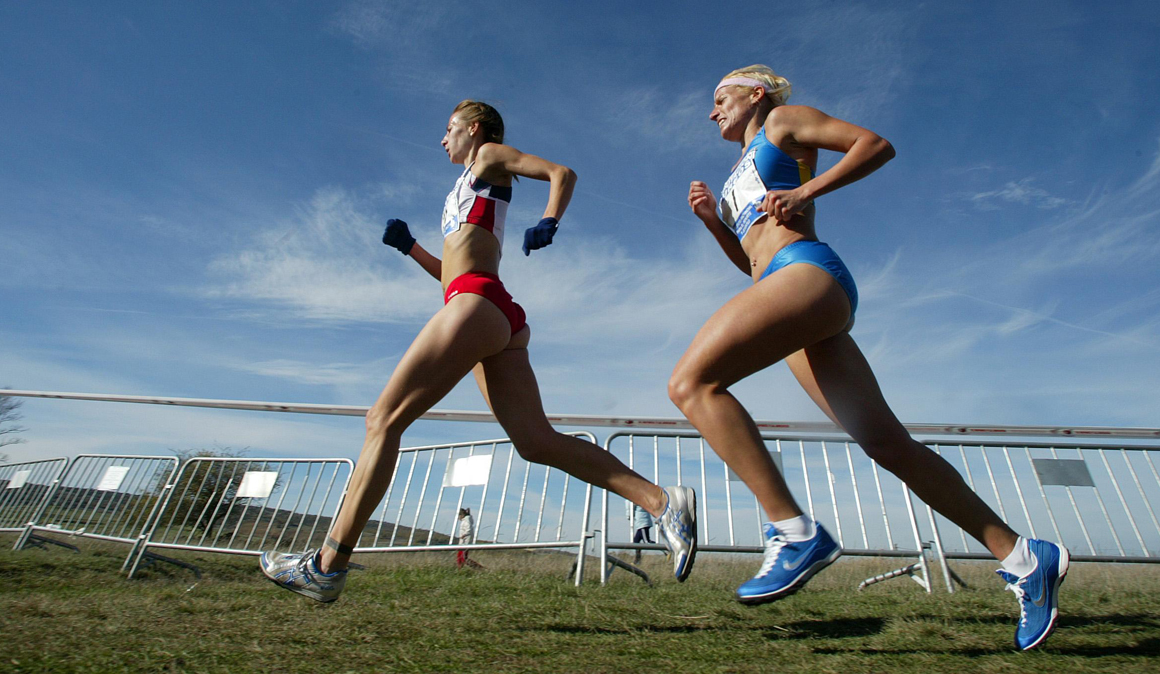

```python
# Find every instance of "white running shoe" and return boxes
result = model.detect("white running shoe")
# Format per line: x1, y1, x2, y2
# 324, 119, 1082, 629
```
259, 548, 347, 603
655, 486, 697, 582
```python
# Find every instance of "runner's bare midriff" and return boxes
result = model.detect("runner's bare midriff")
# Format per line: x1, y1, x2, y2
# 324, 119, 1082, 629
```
441, 225, 501, 291
742, 203, 818, 283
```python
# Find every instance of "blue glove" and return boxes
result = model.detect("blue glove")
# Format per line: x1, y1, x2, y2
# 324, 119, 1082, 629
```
522, 217, 559, 256
382, 218, 416, 255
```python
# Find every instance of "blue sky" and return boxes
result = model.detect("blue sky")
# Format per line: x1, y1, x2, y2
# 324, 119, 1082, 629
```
3, 0, 1159, 464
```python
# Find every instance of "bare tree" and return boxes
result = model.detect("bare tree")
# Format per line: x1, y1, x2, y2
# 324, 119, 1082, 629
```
0, 391, 28, 463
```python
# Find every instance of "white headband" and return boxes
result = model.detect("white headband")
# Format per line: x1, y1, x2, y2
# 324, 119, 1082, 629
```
714, 77, 768, 94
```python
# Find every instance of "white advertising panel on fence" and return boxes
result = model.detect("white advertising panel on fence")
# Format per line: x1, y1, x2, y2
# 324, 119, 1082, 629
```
6, 471, 30, 490
236, 471, 279, 499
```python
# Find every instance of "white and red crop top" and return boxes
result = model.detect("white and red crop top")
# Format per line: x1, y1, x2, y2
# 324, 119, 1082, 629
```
441, 161, 512, 248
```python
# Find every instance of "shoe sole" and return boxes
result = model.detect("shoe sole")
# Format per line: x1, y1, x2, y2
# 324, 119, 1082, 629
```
675, 489, 697, 583
1019, 545, 1070, 651
735, 545, 842, 606
260, 553, 339, 604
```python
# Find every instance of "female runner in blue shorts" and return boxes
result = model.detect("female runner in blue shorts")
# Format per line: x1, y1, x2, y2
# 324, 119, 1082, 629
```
261, 101, 696, 599
673, 65, 1067, 650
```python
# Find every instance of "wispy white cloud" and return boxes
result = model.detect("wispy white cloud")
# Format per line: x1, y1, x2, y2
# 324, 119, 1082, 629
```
206, 186, 442, 324
970, 178, 1069, 211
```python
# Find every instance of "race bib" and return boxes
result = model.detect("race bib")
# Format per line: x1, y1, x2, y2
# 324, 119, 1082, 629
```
441, 180, 463, 238
719, 149, 768, 241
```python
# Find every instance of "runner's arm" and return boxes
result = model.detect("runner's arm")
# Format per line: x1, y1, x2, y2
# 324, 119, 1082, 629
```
690, 180, 750, 275
408, 242, 442, 280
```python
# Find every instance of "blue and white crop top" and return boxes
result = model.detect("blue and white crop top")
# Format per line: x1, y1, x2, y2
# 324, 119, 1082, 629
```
719, 130, 814, 241
441, 161, 512, 248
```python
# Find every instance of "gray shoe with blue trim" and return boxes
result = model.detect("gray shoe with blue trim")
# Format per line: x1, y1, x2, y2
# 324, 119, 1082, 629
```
656, 486, 697, 582
260, 548, 347, 603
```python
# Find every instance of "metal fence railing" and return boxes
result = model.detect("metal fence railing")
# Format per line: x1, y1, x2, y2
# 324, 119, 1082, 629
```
126, 457, 354, 577
1, 457, 69, 536
922, 442, 1160, 580
601, 432, 933, 591
352, 433, 600, 585
13, 455, 179, 565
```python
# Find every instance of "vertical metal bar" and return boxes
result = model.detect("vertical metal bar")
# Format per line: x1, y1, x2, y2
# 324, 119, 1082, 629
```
871, 460, 894, 551
258, 462, 297, 550
653, 435, 659, 485
698, 437, 709, 544
514, 457, 532, 542
304, 462, 342, 549
80, 459, 119, 531
579, 477, 593, 587
1002, 445, 1036, 538
1088, 450, 1126, 556
370, 457, 402, 548
1050, 447, 1093, 554
288, 462, 327, 552
213, 461, 250, 547
1029, 447, 1063, 545
1100, 448, 1148, 555
901, 481, 931, 593
924, 500, 955, 594
244, 461, 280, 550
534, 464, 551, 543
411, 448, 439, 545
723, 447, 736, 547
846, 441, 869, 549
800, 439, 815, 521
1122, 450, 1160, 550
389, 453, 419, 547
273, 462, 311, 551
66, 457, 109, 530
626, 435, 637, 539
166, 459, 211, 543
120, 459, 169, 540
675, 437, 683, 486
493, 445, 516, 542
474, 443, 498, 544
953, 444, 977, 551
198, 462, 240, 547
433, 447, 459, 547
555, 456, 571, 543
821, 441, 843, 545
208, 461, 245, 547
1070, 449, 1098, 554
103, 461, 146, 539
979, 444, 1009, 522
112, 460, 161, 541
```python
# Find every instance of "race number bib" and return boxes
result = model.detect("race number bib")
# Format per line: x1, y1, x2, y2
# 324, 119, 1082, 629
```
441, 179, 463, 238
719, 149, 768, 241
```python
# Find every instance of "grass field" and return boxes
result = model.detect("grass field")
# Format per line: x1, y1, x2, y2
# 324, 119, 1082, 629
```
2, 539, 1158, 673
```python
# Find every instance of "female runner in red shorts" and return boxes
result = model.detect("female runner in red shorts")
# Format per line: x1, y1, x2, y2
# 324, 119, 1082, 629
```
261, 101, 696, 599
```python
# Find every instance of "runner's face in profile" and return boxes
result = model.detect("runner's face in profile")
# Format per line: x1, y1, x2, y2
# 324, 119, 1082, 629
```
441, 115, 473, 164
710, 86, 755, 143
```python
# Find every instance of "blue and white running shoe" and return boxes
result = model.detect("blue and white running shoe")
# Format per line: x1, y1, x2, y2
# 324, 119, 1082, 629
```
997, 539, 1069, 650
656, 486, 697, 582
735, 522, 841, 605
260, 548, 347, 603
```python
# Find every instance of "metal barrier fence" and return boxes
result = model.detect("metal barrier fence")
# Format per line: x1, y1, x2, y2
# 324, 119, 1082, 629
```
127, 457, 354, 577
353, 434, 600, 586
13, 455, 179, 565
922, 441, 1160, 578
1, 457, 69, 535
601, 432, 932, 591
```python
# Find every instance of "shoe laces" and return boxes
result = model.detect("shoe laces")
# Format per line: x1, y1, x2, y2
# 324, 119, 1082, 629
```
757, 534, 789, 577
1000, 571, 1029, 626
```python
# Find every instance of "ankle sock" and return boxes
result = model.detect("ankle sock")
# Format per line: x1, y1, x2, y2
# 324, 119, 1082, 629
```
1001, 536, 1035, 578
772, 514, 816, 542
